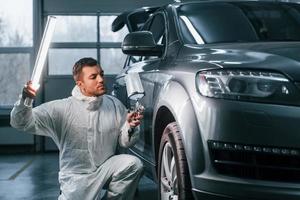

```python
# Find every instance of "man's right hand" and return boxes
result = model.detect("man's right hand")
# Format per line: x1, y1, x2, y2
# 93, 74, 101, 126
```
22, 81, 37, 100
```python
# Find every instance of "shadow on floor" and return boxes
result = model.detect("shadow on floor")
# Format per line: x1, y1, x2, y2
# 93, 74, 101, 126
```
0, 153, 158, 200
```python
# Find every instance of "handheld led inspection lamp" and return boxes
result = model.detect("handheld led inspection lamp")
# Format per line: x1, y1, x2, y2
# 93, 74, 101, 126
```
24, 16, 57, 107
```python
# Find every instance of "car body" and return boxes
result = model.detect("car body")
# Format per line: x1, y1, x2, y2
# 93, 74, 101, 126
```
112, 1, 300, 199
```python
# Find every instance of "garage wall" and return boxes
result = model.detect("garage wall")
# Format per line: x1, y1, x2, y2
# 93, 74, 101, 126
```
43, 0, 173, 14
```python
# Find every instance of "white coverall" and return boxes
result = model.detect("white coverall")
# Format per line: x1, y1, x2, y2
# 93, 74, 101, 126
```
10, 86, 144, 200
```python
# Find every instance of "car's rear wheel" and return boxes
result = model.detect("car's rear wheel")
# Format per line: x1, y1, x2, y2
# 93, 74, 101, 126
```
158, 122, 193, 200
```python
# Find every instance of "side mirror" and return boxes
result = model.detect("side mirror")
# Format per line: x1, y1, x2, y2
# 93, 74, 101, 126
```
122, 31, 163, 56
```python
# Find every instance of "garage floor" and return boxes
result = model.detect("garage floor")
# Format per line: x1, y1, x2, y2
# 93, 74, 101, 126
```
0, 153, 158, 200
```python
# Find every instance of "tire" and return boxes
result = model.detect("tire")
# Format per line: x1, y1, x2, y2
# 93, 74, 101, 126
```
158, 122, 193, 200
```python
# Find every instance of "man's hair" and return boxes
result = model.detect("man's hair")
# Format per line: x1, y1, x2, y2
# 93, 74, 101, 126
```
72, 57, 99, 81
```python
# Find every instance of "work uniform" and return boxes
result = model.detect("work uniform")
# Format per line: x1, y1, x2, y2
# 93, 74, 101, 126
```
10, 86, 143, 200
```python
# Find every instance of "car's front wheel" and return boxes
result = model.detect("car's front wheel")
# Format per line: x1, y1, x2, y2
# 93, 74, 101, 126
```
158, 122, 193, 200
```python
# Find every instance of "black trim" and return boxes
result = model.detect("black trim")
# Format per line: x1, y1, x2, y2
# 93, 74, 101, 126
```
0, 145, 36, 154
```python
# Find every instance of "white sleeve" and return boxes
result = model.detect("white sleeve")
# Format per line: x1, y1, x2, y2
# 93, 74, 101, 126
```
119, 120, 140, 148
10, 96, 61, 144
109, 96, 140, 148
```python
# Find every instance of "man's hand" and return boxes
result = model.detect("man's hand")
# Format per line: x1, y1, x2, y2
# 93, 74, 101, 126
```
127, 111, 143, 128
22, 81, 37, 100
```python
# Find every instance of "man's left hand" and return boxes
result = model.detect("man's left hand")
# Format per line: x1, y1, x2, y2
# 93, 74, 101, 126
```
127, 111, 143, 128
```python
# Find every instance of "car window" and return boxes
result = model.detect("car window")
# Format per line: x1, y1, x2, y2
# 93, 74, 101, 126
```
149, 14, 166, 45
142, 13, 166, 61
238, 3, 300, 41
177, 2, 300, 44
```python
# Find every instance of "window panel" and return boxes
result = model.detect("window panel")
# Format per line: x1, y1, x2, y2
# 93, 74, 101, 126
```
100, 48, 126, 74
0, 0, 33, 47
48, 49, 97, 75
100, 16, 128, 42
52, 16, 97, 42
149, 14, 166, 44
0, 54, 30, 107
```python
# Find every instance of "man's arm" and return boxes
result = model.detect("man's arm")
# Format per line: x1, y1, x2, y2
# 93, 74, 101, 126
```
119, 111, 143, 148
110, 96, 143, 148
10, 82, 59, 142
11, 81, 37, 132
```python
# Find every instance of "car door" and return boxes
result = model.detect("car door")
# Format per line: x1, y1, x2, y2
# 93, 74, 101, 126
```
114, 12, 167, 167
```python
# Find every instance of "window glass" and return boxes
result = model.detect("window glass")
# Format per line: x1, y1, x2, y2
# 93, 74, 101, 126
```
177, 2, 300, 44
149, 14, 166, 45
239, 3, 300, 41
100, 49, 127, 74
100, 16, 128, 42
142, 14, 166, 61
52, 16, 97, 42
0, 54, 30, 107
0, 0, 33, 47
48, 49, 97, 75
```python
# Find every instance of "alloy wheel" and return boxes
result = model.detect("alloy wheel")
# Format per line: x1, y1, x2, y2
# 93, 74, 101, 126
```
160, 142, 178, 200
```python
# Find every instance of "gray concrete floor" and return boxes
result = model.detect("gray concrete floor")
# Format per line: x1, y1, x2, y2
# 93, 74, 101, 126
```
0, 153, 158, 200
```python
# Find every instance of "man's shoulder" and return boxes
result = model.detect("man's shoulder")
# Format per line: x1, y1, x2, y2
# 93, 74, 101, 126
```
48, 97, 71, 104
41, 97, 72, 109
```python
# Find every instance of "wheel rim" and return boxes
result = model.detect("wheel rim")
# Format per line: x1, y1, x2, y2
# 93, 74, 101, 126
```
160, 142, 178, 200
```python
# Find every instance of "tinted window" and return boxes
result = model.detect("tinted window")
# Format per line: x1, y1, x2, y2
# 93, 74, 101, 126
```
142, 13, 166, 61
238, 3, 300, 41
149, 14, 166, 45
177, 2, 300, 44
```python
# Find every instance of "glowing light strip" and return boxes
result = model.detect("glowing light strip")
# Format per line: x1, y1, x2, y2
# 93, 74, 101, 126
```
31, 16, 57, 90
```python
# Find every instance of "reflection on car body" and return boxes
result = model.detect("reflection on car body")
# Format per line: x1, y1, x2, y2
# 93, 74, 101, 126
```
112, 1, 300, 199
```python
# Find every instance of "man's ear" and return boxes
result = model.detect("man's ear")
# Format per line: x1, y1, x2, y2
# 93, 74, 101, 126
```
76, 80, 83, 87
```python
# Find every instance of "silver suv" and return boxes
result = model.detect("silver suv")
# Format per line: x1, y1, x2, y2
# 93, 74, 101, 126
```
112, 1, 300, 199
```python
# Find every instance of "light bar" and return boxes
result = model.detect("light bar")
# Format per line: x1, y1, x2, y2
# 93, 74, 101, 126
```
24, 16, 56, 107
31, 16, 57, 90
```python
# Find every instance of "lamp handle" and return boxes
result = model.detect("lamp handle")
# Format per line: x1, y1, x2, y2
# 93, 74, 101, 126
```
24, 97, 34, 107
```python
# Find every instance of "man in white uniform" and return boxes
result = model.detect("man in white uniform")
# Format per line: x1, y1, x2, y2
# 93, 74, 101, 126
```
10, 57, 144, 200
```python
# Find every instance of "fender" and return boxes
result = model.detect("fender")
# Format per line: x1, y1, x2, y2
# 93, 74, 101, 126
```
153, 80, 205, 182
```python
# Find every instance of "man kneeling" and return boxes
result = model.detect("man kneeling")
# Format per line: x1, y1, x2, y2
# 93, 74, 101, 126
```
10, 57, 144, 200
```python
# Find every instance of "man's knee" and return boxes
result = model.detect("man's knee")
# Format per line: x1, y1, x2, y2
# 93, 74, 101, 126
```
131, 156, 143, 174
120, 155, 144, 174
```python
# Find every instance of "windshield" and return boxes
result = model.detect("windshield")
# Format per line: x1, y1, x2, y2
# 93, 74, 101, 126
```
177, 1, 300, 44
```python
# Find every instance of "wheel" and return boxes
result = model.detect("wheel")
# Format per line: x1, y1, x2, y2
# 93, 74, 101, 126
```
158, 122, 193, 200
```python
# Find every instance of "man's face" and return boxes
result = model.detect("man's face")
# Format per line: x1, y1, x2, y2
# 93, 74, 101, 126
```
77, 65, 106, 97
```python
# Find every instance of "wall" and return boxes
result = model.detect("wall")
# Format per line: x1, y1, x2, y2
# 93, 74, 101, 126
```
43, 0, 173, 14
